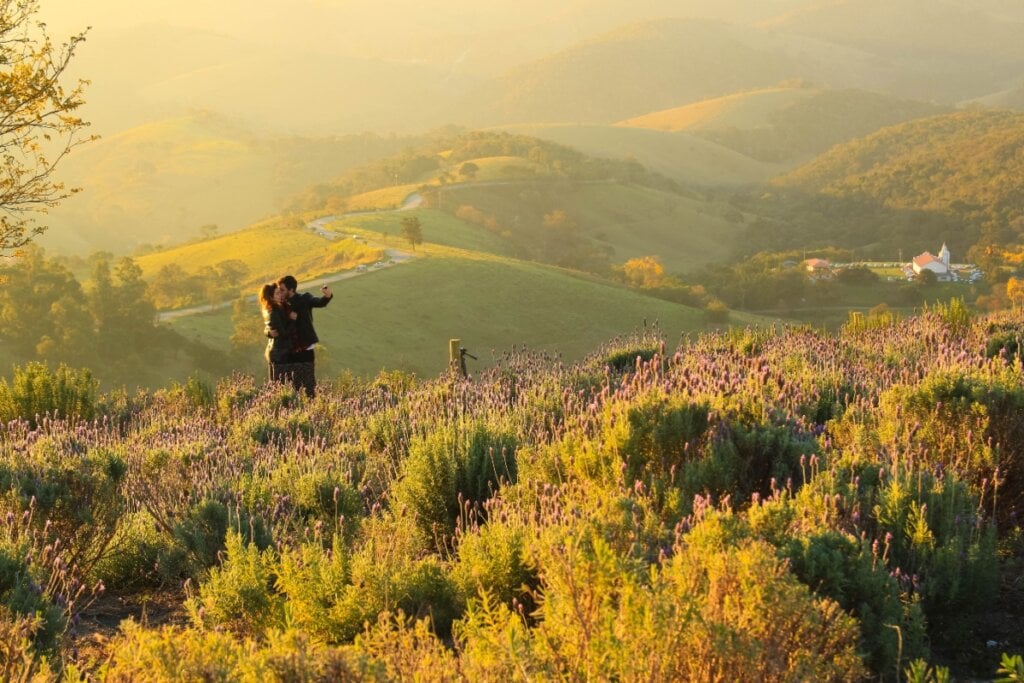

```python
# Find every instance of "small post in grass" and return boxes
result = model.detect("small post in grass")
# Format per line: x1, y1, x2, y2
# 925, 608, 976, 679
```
449, 338, 477, 377
449, 339, 462, 375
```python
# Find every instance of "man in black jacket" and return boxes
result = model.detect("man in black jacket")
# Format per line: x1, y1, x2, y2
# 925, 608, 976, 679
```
276, 274, 333, 397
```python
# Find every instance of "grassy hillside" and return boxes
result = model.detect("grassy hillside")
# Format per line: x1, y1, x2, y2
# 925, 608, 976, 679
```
436, 181, 748, 273
43, 113, 422, 255
495, 123, 783, 186
618, 86, 947, 163
330, 209, 517, 258
170, 248, 769, 379
134, 216, 384, 290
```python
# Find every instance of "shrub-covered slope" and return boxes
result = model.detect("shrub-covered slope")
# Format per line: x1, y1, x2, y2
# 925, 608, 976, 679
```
2, 307, 1022, 679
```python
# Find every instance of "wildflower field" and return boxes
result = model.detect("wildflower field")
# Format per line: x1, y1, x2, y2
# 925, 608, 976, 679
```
2, 304, 1024, 681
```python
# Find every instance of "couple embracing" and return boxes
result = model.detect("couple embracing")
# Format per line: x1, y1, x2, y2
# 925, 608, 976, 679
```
258, 275, 333, 397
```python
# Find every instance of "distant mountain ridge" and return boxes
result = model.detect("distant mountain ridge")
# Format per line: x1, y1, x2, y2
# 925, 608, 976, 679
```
618, 86, 948, 163
455, 11, 1006, 129
44, 113, 422, 255
458, 18, 810, 126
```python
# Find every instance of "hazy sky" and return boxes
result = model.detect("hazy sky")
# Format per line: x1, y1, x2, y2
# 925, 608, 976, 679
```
40, 0, 607, 53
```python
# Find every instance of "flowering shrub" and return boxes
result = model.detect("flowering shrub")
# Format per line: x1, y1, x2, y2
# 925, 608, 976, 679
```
0, 362, 98, 425
0, 313, 1019, 679
391, 421, 516, 542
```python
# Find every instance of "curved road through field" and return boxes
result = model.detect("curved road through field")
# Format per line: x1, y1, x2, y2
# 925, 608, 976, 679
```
156, 195, 423, 323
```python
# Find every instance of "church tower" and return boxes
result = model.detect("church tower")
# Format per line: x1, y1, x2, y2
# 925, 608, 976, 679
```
939, 243, 951, 267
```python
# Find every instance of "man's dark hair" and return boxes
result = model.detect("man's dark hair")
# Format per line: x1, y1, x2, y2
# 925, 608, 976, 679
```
278, 275, 298, 291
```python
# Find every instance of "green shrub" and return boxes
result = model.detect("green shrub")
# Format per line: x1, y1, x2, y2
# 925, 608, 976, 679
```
985, 322, 1023, 363
391, 422, 516, 541
158, 500, 272, 580
452, 519, 537, 609
274, 535, 351, 642
269, 466, 363, 541
905, 659, 951, 683
781, 530, 926, 674
872, 465, 998, 626
929, 297, 972, 333
0, 606, 61, 682
0, 444, 126, 575
353, 613, 457, 682
877, 370, 1024, 517
215, 373, 259, 418
101, 621, 373, 682
587, 327, 663, 373
0, 546, 65, 652
0, 362, 98, 425
92, 511, 171, 590
606, 394, 710, 486
187, 533, 282, 636
516, 519, 866, 681
182, 374, 216, 409
685, 420, 810, 504
997, 652, 1024, 682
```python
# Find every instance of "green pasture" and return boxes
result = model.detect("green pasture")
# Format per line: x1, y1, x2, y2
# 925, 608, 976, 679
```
170, 252, 769, 379
459, 156, 540, 181
328, 209, 517, 257
764, 280, 983, 329
568, 184, 746, 272
135, 217, 384, 287
440, 182, 747, 273
344, 184, 420, 211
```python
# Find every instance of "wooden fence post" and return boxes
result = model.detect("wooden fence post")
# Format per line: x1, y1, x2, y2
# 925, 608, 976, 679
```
449, 338, 462, 375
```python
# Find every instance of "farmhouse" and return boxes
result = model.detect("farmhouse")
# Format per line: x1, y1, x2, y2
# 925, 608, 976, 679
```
804, 258, 831, 272
912, 243, 952, 281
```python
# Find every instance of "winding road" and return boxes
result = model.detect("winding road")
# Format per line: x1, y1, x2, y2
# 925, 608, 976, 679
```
156, 195, 423, 323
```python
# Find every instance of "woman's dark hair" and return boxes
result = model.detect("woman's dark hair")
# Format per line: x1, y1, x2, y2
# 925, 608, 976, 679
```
258, 283, 276, 310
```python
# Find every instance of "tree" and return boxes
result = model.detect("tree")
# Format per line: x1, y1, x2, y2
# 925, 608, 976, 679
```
0, 244, 82, 356
0, 1, 92, 254
458, 161, 479, 180
836, 267, 879, 285
1007, 277, 1024, 309
230, 295, 264, 353
400, 216, 423, 251
622, 256, 666, 288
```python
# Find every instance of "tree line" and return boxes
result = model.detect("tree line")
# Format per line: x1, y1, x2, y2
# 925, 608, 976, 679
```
0, 247, 228, 388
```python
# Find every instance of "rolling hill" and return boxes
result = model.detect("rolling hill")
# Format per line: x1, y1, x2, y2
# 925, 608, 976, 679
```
756, 108, 1024, 258
61, 22, 475, 136
43, 113, 422, 255
168, 247, 769, 380
761, 0, 1024, 102
457, 18, 811, 126
495, 123, 784, 186
434, 182, 748, 273
617, 86, 947, 163
450, 11, 999, 127
965, 82, 1024, 111
773, 109, 1024, 218
132, 215, 385, 292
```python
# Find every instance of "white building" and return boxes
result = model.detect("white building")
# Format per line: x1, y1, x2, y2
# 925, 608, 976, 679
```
912, 243, 952, 280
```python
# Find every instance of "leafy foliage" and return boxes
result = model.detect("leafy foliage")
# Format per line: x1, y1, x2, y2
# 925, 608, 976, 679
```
0, 312, 1019, 679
